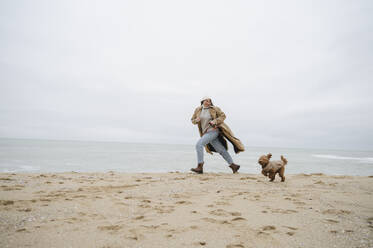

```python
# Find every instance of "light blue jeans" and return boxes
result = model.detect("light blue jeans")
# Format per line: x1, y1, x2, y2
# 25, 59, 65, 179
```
196, 130, 234, 165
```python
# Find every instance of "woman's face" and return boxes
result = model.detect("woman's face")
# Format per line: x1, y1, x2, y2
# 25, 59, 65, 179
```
203, 99, 211, 107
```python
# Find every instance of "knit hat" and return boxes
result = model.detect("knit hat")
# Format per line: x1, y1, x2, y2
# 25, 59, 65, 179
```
200, 96, 214, 106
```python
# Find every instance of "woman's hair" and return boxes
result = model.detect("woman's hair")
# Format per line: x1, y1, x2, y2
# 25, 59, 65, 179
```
200, 99, 214, 106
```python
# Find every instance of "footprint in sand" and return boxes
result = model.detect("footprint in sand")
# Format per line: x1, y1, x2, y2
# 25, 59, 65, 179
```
201, 217, 219, 224
115, 202, 128, 207
170, 193, 189, 199
141, 225, 160, 230
17, 208, 32, 212
133, 215, 145, 220
322, 209, 352, 215
126, 229, 144, 241
154, 205, 174, 214
138, 204, 151, 208
199, 177, 210, 181
283, 226, 298, 230
2, 185, 24, 191
0, 200, 14, 206
193, 241, 207, 246
175, 200, 192, 205
257, 231, 270, 236
262, 225, 276, 231
332, 175, 349, 179
231, 217, 246, 222
325, 219, 339, 224
367, 217, 373, 228
0, 177, 14, 181
174, 177, 187, 181
240, 176, 256, 180
215, 201, 230, 206
201, 217, 230, 224
209, 209, 230, 217
72, 195, 86, 199
270, 208, 297, 214
293, 201, 306, 206
226, 243, 244, 248
311, 173, 324, 176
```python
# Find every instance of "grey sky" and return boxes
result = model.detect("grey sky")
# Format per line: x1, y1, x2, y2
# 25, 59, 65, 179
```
1, 0, 372, 150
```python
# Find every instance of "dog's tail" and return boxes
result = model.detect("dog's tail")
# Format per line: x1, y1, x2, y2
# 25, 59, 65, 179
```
281, 155, 288, 165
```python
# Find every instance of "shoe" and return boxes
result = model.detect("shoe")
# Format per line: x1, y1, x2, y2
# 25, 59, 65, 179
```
229, 163, 240, 173
191, 163, 204, 174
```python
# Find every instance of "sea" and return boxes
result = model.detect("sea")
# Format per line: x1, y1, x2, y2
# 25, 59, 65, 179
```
0, 138, 372, 176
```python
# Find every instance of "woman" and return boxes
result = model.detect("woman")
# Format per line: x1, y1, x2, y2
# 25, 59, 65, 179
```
190, 96, 245, 174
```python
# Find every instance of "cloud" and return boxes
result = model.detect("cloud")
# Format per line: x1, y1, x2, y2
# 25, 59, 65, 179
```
0, 0, 372, 150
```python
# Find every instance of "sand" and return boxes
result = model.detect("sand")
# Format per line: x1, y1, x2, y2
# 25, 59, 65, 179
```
0, 172, 372, 248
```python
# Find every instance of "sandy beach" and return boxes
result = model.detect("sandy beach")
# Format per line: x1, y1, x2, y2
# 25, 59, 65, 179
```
0, 172, 372, 248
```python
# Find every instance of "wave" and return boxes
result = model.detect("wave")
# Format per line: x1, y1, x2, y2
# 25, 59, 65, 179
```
0, 165, 41, 173
312, 154, 373, 163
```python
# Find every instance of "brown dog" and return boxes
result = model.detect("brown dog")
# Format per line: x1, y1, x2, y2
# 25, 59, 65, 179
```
258, 153, 287, 182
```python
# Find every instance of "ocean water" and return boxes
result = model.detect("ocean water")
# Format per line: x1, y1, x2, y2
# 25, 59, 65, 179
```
0, 138, 372, 176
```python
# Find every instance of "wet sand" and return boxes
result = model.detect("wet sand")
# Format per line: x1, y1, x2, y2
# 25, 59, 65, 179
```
0, 172, 372, 248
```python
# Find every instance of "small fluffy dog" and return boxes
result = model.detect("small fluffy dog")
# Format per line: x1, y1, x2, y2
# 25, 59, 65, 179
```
258, 153, 287, 182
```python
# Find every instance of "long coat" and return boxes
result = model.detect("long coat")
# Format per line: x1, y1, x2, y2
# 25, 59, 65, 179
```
191, 106, 245, 154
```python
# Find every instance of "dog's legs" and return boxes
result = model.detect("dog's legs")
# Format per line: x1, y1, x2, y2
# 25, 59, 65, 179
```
261, 170, 268, 177
269, 172, 275, 182
279, 167, 285, 182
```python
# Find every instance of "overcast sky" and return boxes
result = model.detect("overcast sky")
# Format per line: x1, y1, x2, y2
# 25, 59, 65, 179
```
0, 0, 372, 150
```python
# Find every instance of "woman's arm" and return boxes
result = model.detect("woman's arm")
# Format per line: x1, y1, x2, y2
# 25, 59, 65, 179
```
210, 107, 226, 126
191, 107, 201, 125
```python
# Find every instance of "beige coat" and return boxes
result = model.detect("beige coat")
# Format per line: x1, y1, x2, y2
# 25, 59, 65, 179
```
191, 106, 245, 154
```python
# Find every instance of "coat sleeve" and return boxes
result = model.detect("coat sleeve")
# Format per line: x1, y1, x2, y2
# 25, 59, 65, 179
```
212, 107, 226, 126
191, 107, 200, 125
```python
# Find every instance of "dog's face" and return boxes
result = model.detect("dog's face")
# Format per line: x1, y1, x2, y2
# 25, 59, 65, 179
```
258, 153, 272, 168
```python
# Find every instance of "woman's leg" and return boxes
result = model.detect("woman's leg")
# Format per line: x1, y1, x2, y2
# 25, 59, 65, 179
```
210, 136, 234, 165
195, 130, 219, 164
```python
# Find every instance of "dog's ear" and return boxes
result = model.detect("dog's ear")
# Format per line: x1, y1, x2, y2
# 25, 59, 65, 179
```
267, 153, 272, 159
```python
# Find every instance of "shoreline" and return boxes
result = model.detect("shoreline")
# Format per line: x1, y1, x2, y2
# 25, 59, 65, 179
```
1, 172, 372, 247
2, 171, 373, 176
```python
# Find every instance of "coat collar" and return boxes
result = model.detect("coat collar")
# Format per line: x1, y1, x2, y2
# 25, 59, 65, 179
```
197, 106, 217, 118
